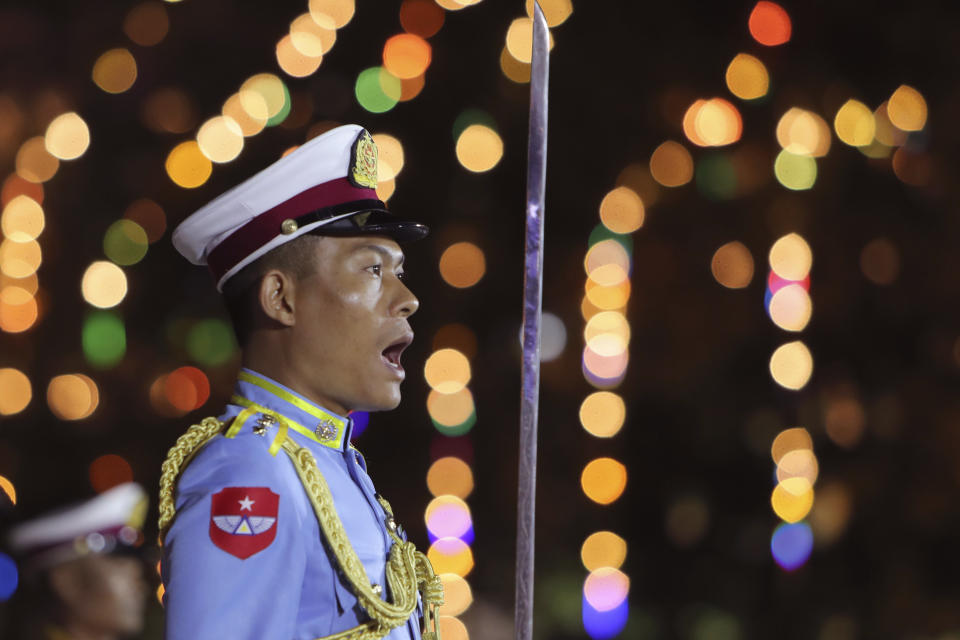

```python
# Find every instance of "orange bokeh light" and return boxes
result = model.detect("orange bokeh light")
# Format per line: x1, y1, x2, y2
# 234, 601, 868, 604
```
89, 454, 134, 493
383, 33, 432, 80
399, 0, 445, 38
748, 1, 791, 46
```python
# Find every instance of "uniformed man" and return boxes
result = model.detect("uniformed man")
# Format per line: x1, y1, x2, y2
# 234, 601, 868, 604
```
4, 482, 150, 640
159, 124, 442, 640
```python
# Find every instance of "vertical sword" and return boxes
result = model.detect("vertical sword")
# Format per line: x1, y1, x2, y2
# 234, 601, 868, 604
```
515, 4, 549, 640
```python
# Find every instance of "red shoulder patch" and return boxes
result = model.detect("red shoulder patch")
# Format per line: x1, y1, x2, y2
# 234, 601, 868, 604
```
209, 487, 279, 559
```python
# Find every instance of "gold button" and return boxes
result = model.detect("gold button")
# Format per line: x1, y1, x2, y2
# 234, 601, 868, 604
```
280, 219, 298, 235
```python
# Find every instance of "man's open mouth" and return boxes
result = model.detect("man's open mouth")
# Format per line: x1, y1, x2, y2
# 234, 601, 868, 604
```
381, 334, 413, 371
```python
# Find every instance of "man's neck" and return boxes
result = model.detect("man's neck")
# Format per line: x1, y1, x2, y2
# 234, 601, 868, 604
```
241, 343, 348, 416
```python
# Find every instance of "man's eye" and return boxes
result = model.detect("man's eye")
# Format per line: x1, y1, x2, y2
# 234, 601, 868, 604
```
368, 265, 382, 277
397, 271, 407, 282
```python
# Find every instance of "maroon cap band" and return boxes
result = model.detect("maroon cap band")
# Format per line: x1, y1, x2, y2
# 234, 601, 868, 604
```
207, 177, 377, 283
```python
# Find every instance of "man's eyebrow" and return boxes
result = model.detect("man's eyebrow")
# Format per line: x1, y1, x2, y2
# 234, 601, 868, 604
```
356, 243, 405, 267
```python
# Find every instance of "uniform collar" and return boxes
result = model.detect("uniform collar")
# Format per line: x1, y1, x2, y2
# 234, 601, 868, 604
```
231, 368, 353, 451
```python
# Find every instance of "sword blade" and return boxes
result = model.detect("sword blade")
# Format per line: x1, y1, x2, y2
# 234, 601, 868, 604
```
515, 4, 549, 640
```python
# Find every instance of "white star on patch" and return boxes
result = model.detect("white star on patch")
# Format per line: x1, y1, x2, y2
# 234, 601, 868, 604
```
238, 496, 255, 511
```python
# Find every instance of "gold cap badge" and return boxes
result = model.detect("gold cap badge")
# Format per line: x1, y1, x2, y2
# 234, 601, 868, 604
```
349, 130, 378, 189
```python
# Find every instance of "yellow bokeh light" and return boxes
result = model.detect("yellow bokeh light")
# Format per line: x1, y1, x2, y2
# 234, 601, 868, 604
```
599, 187, 644, 234
276, 34, 323, 78
240, 74, 287, 121
424, 348, 471, 394
580, 531, 627, 571
196, 116, 244, 163
524, 0, 573, 26
887, 84, 927, 132
834, 99, 875, 147
16, 137, 60, 184
92, 48, 138, 94
427, 388, 475, 427
0, 475, 16, 504
769, 341, 814, 390
776, 108, 831, 157
873, 102, 907, 147
81, 261, 128, 309
584, 278, 631, 311
584, 311, 630, 345
770, 427, 813, 464
290, 13, 336, 57
438, 616, 469, 640
579, 391, 626, 438
586, 263, 628, 288
0, 273, 39, 299
165, 141, 213, 189
0, 291, 38, 333
0, 239, 42, 278
47, 374, 99, 421
768, 284, 812, 332
438, 574, 473, 616
505, 18, 534, 64
44, 112, 91, 161
427, 538, 474, 577
222, 93, 267, 137
694, 98, 742, 147
649, 141, 693, 187
0, 368, 32, 415
587, 333, 627, 359
2, 196, 45, 242
581, 458, 628, 505
455, 125, 504, 173
376, 177, 396, 202
584, 240, 630, 281
711, 241, 754, 289
308, 0, 355, 29
439, 242, 486, 288
123, 2, 170, 46
499, 46, 531, 84
771, 477, 814, 523
373, 133, 405, 181
769, 233, 812, 280
776, 448, 819, 485
725, 53, 769, 100
427, 456, 474, 499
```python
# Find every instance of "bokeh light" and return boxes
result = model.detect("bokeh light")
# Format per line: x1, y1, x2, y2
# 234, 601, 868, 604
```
776, 448, 819, 485
433, 324, 478, 360
89, 454, 134, 493
776, 108, 831, 157
438, 616, 469, 640
538, 311, 568, 362
771, 427, 813, 465
524, 0, 573, 26
873, 102, 907, 147
581, 458, 628, 505
81, 261, 128, 309
92, 48, 138, 94
373, 133, 405, 181
124, 199, 166, 243
455, 125, 504, 173
769, 341, 813, 390
771, 477, 814, 522
767, 284, 812, 332
124, 2, 170, 46
427, 388, 476, 434
439, 242, 486, 288
725, 53, 769, 100
186, 318, 237, 367
860, 238, 899, 285
0, 239, 42, 278
196, 116, 244, 163
424, 349, 471, 394
809, 482, 852, 545
500, 46, 531, 84
505, 18, 536, 64
425, 495, 473, 542
16, 137, 59, 183
584, 240, 631, 282
103, 219, 149, 266
427, 537, 474, 577
599, 187, 644, 234
748, 1, 791, 46
0, 368, 31, 415
1, 174, 44, 207
0, 290, 37, 333
438, 573, 473, 616
834, 100, 875, 147
142, 88, 197, 134
770, 522, 813, 571
44, 112, 91, 161
289, 13, 336, 58
711, 241, 754, 289
582, 594, 629, 640
649, 141, 693, 187
584, 277, 631, 312
0, 553, 17, 602
769, 233, 812, 280
1, 196, 45, 242
47, 374, 99, 420
308, 0, 355, 29
579, 391, 626, 438
165, 141, 213, 189
82, 311, 127, 369
240, 74, 289, 125
581, 531, 627, 571
886, 85, 927, 132
583, 567, 630, 612
383, 33, 432, 79
427, 456, 474, 499
0, 476, 15, 505
355, 67, 399, 114
774, 150, 817, 190
684, 98, 742, 147
825, 396, 866, 449
400, 0, 445, 38
165, 366, 211, 413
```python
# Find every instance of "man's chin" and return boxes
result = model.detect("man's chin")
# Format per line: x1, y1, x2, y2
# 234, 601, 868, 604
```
349, 389, 402, 413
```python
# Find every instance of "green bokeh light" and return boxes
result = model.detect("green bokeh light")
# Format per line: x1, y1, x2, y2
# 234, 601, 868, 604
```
588, 224, 633, 258
432, 410, 476, 437
355, 67, 399, 114
82, 311, 126, 369
696, 153, 737, 200
266, 82, 291, 127
774, 150, 817, 190
103, 219, 148, 266
186, 318, 237, 367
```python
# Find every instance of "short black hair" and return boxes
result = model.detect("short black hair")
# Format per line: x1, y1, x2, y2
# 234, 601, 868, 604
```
221, 235, 322, 347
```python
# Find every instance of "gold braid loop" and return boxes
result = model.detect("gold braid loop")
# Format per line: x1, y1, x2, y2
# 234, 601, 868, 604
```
157, 417, 225, 540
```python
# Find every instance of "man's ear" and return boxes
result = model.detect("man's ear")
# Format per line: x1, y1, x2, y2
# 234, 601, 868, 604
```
258, 269, 297, 327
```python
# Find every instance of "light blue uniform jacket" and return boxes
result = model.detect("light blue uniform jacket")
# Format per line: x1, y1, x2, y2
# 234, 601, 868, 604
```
162, 369, 421, 640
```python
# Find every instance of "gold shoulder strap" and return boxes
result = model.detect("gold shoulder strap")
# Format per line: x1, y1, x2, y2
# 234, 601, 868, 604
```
158, 417, 226, 540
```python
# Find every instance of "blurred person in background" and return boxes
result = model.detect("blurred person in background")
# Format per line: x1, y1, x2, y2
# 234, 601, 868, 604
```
2, 482, 149, 640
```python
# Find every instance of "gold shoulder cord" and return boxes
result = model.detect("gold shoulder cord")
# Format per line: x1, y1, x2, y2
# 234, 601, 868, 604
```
157, 417, 443, 640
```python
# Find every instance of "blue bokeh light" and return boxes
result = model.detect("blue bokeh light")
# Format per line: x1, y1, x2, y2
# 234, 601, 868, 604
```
0, 552, 18, 602
583, 591, 629, 639
350, 411, 370, 439
770, 521, 813, 571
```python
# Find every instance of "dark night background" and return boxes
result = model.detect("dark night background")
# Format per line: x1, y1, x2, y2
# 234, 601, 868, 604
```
2, 1, 960, 638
